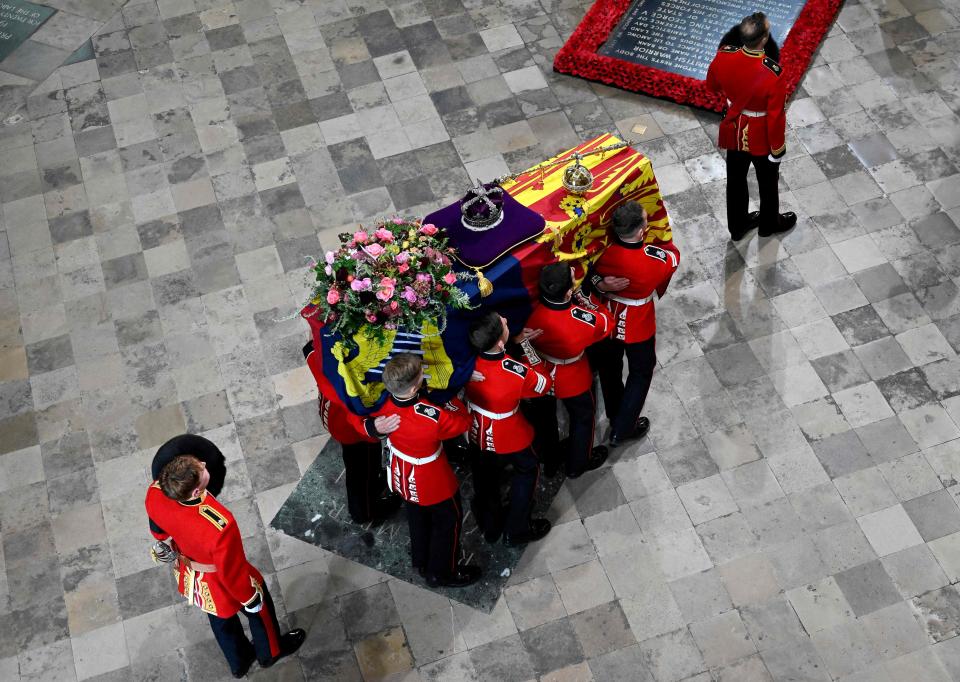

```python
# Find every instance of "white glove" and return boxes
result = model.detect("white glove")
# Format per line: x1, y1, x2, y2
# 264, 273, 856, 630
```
150, 541, 176, 564
768, 154, 782, 163
244, 601, 263, 614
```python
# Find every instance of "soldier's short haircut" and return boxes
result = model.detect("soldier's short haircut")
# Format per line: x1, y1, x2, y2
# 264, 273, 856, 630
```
540, 262, 573, 300
740, 12, 768, 49
383, 353, 422, 396
611, 201, 648, 237
468, 311, 504, 353
160, 455, 203, 501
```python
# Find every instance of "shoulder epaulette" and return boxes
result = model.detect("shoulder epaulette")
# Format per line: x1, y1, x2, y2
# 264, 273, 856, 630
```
762, 57, 782, 76
571, 308, 597, 326
720, 44, 739, 53
414, 403, 440, 422
502, 358, 527, 377
199, 504, 228, 532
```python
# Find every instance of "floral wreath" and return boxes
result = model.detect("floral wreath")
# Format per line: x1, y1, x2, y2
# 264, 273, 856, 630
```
308, 217, 471, 345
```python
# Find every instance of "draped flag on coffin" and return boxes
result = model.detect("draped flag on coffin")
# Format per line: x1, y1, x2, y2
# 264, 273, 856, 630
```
306, 134, 671, 416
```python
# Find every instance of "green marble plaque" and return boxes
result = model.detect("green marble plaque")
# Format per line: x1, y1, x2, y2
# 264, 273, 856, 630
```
271, 439, 566, 612
0, 0, 55, 63
63, 37, 93, 65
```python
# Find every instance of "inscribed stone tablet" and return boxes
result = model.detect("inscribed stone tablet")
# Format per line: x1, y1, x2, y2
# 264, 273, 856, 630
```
0, 0, 55, 62
598, 0, 806, 80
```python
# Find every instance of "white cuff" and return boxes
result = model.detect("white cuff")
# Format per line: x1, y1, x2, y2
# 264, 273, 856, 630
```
768, 154, 782, 163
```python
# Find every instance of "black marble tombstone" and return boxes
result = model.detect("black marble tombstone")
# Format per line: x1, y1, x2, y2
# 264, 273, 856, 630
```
0, 0, 55, 62
598, 0, 806, 80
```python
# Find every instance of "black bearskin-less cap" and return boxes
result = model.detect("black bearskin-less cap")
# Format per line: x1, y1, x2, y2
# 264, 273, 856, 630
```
540, 262, 572, 299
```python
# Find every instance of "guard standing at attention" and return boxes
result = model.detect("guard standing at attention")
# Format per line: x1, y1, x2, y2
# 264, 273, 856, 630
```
706, 11, 797, 241
303, 339, 401, 525
465, 311, 553, 546
522, 263, 613, 478
368, 353, 481, 588
588, 202, 680, 447
145, 456, 305, 678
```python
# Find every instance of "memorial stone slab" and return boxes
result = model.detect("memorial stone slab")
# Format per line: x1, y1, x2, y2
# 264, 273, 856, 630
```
598, 0, 805, 80
0, 0, 55, 63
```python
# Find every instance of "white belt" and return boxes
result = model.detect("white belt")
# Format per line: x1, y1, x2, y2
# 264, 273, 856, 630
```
605, 292, 655, 306
726, 100, 766, 117
387, 441, 441, 465
467, 402, 518, 420
537, 350, 584, 366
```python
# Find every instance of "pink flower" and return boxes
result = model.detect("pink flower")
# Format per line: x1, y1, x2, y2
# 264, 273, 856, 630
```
402, 287, 417, 303
353, 230, 369, 244
374, 228, 394, 241
397, 263, 409, 274
324, 265, 333, 276
389, 301, 399, 311
392, 217, 405, 225
326, 288, 341, 305
416, 273, 432, 283
395, 252, 409, 264
443, 272, 457, 285
325, 251, 335, 264
419, 223, 438, 236
365, 243, 385, 257
350, 277, 372, 292
375, 276, 396, 301
366, 312, 377, 323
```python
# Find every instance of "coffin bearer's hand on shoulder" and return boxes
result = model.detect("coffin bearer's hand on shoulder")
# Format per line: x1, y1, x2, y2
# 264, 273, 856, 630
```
598, 276, 630, 292
512, 327, 543, 343
373, 414, 401, 435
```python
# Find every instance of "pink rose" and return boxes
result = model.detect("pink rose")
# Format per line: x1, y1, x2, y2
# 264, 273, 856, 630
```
389, 301, 399, 311
350, 277, 372, 292
324, 265, 333, 276
397, 263, 409, 273
365, 243, 385, 257
375, 276, 396, 301
353, 230, 369, 244
325, 251, 335, 264
443, 272, 457, 285
419, 223, 438, 235
402, 287, 417, 303
374, 228, 394, 241
395, 252, 409, 264
326, 288, 341, 305
366, 312, 377, 323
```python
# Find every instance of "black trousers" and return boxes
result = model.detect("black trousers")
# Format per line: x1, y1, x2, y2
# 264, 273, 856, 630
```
406, 492, 463, 579
471, 446, 539, 538
594, 336, 657, 440
341, 441, 386, 523
526, 390, 597, 477
208, 583, 282, 674
726, 149, 780, 233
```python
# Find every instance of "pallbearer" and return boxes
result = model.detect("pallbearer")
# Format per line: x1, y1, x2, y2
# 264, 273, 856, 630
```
304, 340, 401, 524
522, 263, 613, 478
368, 354, 481, 588
588, 202, 679, 447
465, 311, 553, 546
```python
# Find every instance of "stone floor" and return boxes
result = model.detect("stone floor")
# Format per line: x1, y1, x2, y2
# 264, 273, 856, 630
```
2, 0, 960, 679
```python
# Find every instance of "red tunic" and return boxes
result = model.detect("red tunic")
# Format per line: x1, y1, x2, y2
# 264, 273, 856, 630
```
369, 395, 470, 505
525, 293, 613, 399
305, 348, 376, 445
591, 237, 680, 344
705, 45, 787, 158
465, 351, 552, 453
145, 486, 263, 618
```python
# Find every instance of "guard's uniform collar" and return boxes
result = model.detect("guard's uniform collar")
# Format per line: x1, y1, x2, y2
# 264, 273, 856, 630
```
179, 490, 207, 506
541, 295, 571, 310
742, 46, 764, 57
391, 394, 419, 408
480, 350, 505, 359
614, 233, 645, 249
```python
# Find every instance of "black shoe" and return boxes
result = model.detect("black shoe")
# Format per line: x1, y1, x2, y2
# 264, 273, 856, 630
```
372, 492, 402, 521
543, 462, 560, 478
261, 629, 306, 668
426, 564, 482, 588
758, 212, 797, 237
567, 445, 609, 479
730, 211, 760, 241
232, 653, 255, 678
504, 518, 552, 547
610, 417, 650, 447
